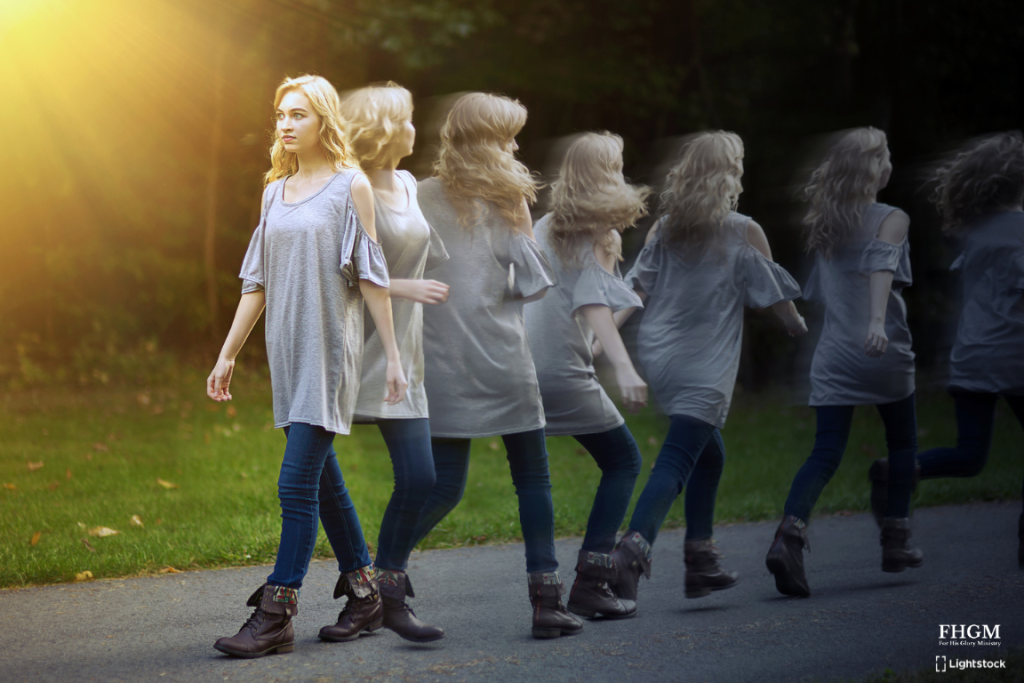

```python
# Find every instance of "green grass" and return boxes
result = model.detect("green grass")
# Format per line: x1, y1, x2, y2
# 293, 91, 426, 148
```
1, 369, 1020, 588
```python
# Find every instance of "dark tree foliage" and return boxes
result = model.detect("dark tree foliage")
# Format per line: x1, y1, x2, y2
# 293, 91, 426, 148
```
1, 0, 1021, 388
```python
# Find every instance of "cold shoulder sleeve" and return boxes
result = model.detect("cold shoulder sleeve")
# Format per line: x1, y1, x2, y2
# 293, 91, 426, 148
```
572, 264, 644, 314
508, 231, 556, 299
859, 237, 912, 288
741, 245, 802, 308
239, 185, 273, 293
340, 201, 390, 288
624, 234, 663, 295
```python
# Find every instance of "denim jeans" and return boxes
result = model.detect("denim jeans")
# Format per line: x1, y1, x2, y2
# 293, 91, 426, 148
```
918, 391, 1024, 519
784, 393, 917, 522
267, 423, 372, 589
374, 418, 437, 571
410, 428, 558, 573
573, 424, 643, 553
628, 414, 725, 544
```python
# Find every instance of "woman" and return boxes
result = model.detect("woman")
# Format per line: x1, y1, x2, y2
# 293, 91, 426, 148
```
207, 75, 407, 658
869, 131, 1024, 566
613, 131, 806, 605
524, 132, 649, 620
766, 127, 920, 598
411, 92, 583, 639
338, 82, 448, 642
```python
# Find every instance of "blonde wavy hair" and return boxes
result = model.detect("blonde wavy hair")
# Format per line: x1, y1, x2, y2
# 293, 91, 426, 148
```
338, 82, 414, 170
931, 131, 1024, 234
548, 132, 651, 266
265, 74, 355, 185
434, 92, 539, 229
802, 127, 889, 259
658, 131, 744, 257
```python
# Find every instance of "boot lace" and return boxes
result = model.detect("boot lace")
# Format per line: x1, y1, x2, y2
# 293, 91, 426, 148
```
241, 607, 265, 636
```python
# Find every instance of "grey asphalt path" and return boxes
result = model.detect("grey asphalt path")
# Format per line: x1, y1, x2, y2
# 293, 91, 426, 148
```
3, 502, 1022, 683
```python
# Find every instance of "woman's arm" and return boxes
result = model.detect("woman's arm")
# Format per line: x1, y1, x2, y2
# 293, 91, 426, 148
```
389, 278, 450, 304
207, 291, 266, 401
864, 209, 911, 357
746, 220, 808, 336
580, 304, 647, 411
511, 198, 548, 303
352, 173, 409, 404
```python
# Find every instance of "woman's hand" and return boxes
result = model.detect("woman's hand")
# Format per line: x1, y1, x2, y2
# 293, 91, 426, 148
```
591, 340, 604, 358
207, 357, 235, 401
614, 362, 648, 413
391, 278, 450, 305
785, 313, 809, 337
384, 360, 409, 405
865, 320, 889, 357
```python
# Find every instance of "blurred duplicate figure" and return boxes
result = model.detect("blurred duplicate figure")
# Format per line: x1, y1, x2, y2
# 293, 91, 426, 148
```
767, 127, 920, 598
338, 83, 448, 642
412, 92, 583, 639
868, 132, 1024, 567
524, 132, 650, 620
206, 75, 407, 658
612, 131, 807, 605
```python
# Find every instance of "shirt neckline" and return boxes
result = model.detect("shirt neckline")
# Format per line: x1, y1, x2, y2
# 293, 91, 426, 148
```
280, 172, 342, 206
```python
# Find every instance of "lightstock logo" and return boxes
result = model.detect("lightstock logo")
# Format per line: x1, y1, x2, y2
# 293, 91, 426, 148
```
938, 624, 1002, 648
935, 655, 1007, 673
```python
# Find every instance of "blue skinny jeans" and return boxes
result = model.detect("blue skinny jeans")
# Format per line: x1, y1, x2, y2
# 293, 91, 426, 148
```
374, 418, 437, 571
410, 428, 558, 573
573, 424, 643, 553
918, 390, 1024, 520
267, 423, 372, 589
784, 393, 918, 522
628, 414, 726, 545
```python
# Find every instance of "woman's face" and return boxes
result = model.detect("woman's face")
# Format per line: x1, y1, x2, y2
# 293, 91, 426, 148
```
503, 137, 519, 154
276, 90, 321, 155
394, 117, 416, 160
877, 145, 893, 192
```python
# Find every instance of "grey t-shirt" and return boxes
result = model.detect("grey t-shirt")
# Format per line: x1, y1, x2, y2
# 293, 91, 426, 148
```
354, 171, 449, 420
804, 202, 915, 406
417, 177, 556, 438
948, 210, 1024, 395
626, 212, 801, 428
525, 215, 644, 436
239, 170, 390, 435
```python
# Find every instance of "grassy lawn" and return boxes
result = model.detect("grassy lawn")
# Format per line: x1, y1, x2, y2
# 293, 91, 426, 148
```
1, 368, 1020, 588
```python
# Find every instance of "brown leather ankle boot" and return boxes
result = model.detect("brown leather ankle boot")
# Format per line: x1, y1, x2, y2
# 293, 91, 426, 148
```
318, 566, 384, 642
868, 458, 922, 528
214, 584, 297, 658
684, 539, 739, 598
765, 516, 811, 597
528, 572, 584, 639
567, 550, 637, 619
880, 518, 924, 573
609, 531, 652, 602
378, 569, 444, 643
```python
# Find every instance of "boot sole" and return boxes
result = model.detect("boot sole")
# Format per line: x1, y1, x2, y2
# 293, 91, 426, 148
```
685, 579, 738, 599
318, 618, 385, 642
567, 603, 638, 620
765, 556, 810, 598
390, 629, 445, 643
532, 626, 583, 639
214, 642, 294, 658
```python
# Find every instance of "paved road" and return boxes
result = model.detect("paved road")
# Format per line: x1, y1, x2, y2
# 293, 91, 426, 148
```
3, 503, 1022, 683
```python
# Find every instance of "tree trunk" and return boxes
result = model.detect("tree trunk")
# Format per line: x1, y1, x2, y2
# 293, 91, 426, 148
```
204, 44, 228, 344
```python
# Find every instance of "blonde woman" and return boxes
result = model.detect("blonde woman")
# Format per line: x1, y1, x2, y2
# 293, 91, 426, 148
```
611, 131, 806, 605
410, 92, 583, 639
337, 83, 447, 642
869, 132, 1024, 566
524, 132, 649, 620
207, 75, 406, 658
766, 127, 919, 598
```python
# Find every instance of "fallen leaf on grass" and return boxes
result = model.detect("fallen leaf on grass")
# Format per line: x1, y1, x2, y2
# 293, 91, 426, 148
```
226, 405, 237, 418
66, 469, 72, 480
84, 453, 92, 461
159, 566, 183, 574
93, 442, 109, 452
27, 461, 44, 471
647, 436, 659, 446
3, 483, 15, 491
48, 482, 59, 491
156, 478, 179, 490
87, 526, 121, 537
130, 515, 144, 527
74, 570, 94, 582
30, 531, 42, 546
81, 538, 96, 552
488, 441, 499, 450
